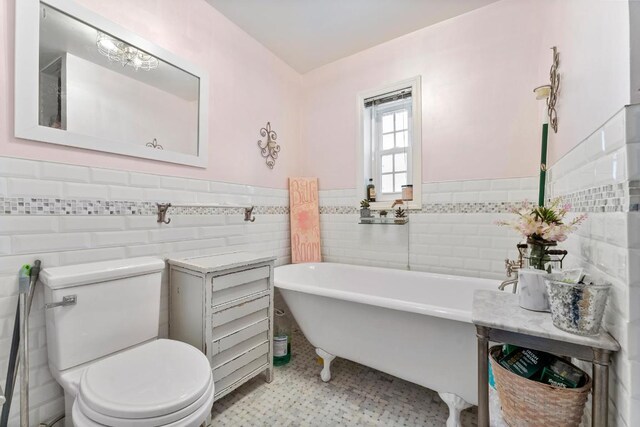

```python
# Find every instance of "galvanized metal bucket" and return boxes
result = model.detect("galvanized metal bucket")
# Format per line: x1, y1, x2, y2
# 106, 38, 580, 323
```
545, 280, 611, 336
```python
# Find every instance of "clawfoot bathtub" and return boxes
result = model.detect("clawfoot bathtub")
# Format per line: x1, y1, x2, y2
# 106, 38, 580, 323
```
275, 263, 499, 427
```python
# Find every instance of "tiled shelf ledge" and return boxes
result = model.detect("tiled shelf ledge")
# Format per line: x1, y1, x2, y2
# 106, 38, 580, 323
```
359, 218, 408, 225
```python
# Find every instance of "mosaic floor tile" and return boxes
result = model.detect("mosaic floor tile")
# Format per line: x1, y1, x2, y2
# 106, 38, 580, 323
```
212, 329, 477, 426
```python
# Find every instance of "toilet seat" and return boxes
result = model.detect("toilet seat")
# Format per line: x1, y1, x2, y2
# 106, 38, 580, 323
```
72, 339, 214, 426
72, 384, 214, 427
73, 378, 214, 427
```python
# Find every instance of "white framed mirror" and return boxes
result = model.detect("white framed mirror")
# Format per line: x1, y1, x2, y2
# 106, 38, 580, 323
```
15, 0, 209, 167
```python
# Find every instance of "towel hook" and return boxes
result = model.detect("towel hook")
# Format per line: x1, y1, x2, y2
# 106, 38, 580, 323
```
244, 206, 256, 222
156, 203, 172, 224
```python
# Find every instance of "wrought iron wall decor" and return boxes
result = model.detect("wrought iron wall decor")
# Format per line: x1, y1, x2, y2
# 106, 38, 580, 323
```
146, 138, 163, 149
257, 122, 280, 169
533, 47, 560, 133
546, 47, 560, 133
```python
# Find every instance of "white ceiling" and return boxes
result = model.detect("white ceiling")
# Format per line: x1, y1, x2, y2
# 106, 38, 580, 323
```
206, 0, 500, 73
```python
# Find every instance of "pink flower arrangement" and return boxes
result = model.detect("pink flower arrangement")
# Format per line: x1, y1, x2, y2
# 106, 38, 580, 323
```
497, 198, 587, 243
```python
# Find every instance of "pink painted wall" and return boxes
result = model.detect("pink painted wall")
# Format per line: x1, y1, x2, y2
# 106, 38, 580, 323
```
301, 0, 542, 189
0, 0, 302, 189
538, 0, 630, 166
300, 0, 631, 189
1, 0, 630, 190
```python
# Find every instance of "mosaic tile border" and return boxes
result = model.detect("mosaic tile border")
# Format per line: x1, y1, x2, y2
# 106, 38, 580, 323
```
1, 182, 633, 216
319, 183, 637, 214
320, 202, 517, 215
0, 197, 288, 216
320, 202, 525, 215
554, 182, 638, 213
420, 202, 521, 214
319, 206, 359, 214
630, 180, 640, 212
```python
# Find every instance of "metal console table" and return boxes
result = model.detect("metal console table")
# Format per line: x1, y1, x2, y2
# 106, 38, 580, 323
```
472, 290, 620, 427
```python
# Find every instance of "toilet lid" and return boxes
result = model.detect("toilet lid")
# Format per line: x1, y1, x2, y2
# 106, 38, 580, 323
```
75, 376, 214, 426
78, 339, 212, 420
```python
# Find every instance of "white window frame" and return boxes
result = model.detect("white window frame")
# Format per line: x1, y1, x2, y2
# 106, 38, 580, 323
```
373, 99, 412, 199
356, 76, 422, 210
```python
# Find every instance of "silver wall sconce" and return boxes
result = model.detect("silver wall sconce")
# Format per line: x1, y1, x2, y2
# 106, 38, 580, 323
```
533, 46, 560, 133
257, 122, 280, 169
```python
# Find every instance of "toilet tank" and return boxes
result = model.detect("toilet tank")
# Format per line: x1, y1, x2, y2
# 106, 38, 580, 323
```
40, 257, 165, 372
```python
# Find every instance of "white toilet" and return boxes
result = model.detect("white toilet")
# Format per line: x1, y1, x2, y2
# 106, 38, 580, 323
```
40, 257, 214, 427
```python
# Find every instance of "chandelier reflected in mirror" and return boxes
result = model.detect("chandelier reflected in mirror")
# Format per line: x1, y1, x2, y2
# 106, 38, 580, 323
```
96, 32, 159, 71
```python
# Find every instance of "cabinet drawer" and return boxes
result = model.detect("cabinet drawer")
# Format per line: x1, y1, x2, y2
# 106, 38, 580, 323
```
214, 356, 269, 398
212, 278, 269, 306
211, 318, 269, 356
212, 308, 268, 342
212, 266, 269, 292
212, 341, 269, 382
212, 331, 268, 368
212, 295, 269, 327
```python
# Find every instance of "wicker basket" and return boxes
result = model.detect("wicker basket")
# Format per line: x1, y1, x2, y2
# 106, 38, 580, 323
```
489, 346, 591, 427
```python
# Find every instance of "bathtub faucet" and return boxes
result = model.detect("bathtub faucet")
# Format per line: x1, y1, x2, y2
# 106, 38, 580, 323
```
499, 256, 523, 293
505, 258, 521, 278
498, 242, 528, 293
499, 276, 518, 293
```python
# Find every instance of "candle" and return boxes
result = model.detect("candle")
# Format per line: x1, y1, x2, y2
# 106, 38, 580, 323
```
401, 185, 413, 201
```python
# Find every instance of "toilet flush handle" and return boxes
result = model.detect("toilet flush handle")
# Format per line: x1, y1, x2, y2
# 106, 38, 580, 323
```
44, 295, 77, 309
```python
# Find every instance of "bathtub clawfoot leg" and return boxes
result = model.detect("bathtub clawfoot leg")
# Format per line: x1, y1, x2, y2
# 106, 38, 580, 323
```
438, 392, 472, 427
315, 348, 335, 382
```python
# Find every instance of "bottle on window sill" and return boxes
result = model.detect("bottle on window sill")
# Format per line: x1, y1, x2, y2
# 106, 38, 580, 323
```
367, 178, 376, 202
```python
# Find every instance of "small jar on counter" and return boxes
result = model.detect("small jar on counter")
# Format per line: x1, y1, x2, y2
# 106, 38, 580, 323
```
401, 184, 413, 201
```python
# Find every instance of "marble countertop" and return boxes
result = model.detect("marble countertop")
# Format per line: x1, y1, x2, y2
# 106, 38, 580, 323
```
168, 251, 276, 274
472, 290, 620, 351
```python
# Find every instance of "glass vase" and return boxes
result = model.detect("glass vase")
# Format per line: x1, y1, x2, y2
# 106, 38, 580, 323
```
526, 239, 556, 271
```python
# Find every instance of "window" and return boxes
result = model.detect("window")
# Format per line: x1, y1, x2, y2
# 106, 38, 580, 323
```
358, 77, 421, 208
376, 101, 411, 195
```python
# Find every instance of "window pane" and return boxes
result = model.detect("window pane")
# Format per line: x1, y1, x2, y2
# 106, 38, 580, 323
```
381, 155, 393, 173
395, 110, 408, 130
382, 113, 394, 133
394, 153, 407, 172
396, 130, 408, 147
394, 173, 407, 193
381, 174, 394, 193
382, 133, 394, 150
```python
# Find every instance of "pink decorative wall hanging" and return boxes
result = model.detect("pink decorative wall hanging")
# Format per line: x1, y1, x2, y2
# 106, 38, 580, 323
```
289, 177, 321, 263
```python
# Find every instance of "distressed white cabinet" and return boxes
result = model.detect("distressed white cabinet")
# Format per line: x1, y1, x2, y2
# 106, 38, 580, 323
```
168, 252, 275, 401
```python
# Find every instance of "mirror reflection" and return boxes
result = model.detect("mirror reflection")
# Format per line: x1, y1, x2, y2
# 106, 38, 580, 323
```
38, 3, 200, 156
